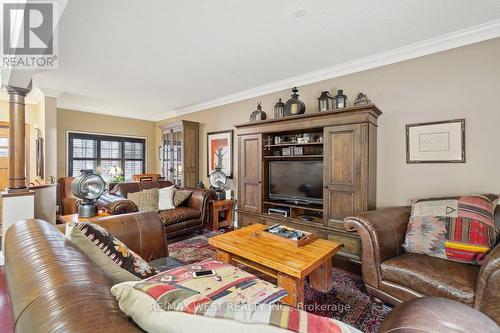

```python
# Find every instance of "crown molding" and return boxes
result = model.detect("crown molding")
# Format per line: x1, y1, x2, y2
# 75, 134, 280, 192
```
154, 18, 500, 121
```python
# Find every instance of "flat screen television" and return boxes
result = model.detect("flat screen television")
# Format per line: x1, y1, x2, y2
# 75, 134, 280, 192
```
268, 160, 323, 205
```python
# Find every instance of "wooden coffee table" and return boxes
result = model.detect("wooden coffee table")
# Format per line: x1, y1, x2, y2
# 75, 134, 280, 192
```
208, 224, 342, 306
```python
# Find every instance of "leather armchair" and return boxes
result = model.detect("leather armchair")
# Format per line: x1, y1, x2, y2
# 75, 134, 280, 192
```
57, 177, 79, 215
345, 206, 500, 324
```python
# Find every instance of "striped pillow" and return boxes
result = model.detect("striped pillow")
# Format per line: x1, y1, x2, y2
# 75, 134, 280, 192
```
402, 194, 498, 265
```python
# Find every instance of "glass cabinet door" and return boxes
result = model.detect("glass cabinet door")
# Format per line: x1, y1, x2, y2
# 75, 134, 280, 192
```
161, 127, 183, 186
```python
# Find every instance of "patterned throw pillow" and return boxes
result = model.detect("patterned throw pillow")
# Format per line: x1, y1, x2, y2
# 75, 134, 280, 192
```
173, 189, 192, 207
66, 222, 159, 283
128, 188, 159, 212
402, 195, 499, 265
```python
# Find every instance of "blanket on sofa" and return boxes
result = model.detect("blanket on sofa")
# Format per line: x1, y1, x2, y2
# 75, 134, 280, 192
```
130, 259, 358, 333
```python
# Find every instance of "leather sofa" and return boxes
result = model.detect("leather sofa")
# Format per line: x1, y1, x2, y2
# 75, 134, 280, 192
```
97, 180, 216, 239
345, 206, 500, 325
5, 212, 175, 332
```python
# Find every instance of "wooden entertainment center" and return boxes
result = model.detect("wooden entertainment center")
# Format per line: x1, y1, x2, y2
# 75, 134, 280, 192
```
235, 104, 381, 264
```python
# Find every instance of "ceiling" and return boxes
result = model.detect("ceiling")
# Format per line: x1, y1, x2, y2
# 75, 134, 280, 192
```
31, 0, 500, 120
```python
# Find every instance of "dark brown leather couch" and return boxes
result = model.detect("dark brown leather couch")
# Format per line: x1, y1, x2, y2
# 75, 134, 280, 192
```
345, 206, 500, 325
4, 212, 178, 333
96, 180, 216, 239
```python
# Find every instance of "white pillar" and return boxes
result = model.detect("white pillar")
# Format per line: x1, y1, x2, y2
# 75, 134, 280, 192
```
1, 191, 34, 252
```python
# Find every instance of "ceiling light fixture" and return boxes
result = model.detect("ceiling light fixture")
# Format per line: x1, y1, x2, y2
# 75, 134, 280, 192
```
292, 8, 307, 18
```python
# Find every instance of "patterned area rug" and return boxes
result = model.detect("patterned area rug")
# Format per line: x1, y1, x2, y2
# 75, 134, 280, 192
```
168, 231, 392, 333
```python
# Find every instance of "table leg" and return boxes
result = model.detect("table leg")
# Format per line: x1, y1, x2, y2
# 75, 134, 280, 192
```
309, 258, 333, 292
277, 272, 304, 307
216, 249, 232, 264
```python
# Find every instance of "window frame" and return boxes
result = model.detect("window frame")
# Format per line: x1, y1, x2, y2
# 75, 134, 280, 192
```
67, 132, 146, 180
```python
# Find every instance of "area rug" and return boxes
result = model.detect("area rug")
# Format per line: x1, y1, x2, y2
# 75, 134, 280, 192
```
167, 231, 392, 333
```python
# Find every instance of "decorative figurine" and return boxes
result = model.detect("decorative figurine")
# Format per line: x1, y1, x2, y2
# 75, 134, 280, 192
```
284, 87, 306, 115
249, 102, 267, 122
354, 92, 371, 106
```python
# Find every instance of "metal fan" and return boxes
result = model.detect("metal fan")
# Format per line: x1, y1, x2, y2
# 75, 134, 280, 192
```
72, 169, 106, 217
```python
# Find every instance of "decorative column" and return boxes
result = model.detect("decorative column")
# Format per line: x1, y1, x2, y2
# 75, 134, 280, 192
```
5, 85, 30, 192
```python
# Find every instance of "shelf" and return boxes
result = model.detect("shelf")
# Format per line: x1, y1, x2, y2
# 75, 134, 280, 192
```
266, 142, 323, 147
263, 200, 324, 212
263, 155, 323, 159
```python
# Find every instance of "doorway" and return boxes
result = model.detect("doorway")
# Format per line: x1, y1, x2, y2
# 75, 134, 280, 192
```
0, 121, 30, 191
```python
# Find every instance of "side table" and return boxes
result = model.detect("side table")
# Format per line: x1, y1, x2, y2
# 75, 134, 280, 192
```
209, 199, 234, 231
60, 212, 110, 224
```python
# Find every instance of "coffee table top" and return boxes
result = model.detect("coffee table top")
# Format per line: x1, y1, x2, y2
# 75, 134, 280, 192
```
60, 212, 110, 224
208, 224, 341, 279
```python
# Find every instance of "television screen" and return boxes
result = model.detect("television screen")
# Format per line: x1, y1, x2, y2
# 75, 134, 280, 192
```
269, 160, 323, 204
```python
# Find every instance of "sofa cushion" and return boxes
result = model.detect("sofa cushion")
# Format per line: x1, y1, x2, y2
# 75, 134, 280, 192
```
158, 185, 176, 210
127, 188, 159, 212
402, 194, 499, 265
66, 221, 160, 283
159, 207, 201, 225
381, 252, 480, 305
173, 189, 193, 207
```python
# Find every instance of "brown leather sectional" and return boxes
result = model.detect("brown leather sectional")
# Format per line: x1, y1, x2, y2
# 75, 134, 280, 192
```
345, 206, 500, 325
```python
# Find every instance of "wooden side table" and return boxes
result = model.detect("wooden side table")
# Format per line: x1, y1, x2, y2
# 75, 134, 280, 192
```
60, 212, 110, 224
209, 199, 234, 231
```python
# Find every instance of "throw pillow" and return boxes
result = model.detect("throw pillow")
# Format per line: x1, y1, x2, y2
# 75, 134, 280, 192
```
402, 194, 499, 265
173, 189, 192, 207
127, 188, 159, 212
158, 185, 176, 210
66, 222, 159, 283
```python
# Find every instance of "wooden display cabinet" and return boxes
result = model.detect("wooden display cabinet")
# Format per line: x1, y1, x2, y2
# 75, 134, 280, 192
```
234, 105, 381, 264
159, 120, 199, 187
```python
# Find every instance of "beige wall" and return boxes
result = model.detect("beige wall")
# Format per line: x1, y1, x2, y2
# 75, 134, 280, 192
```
157, 38, 500, 207
57, 108, 157, 179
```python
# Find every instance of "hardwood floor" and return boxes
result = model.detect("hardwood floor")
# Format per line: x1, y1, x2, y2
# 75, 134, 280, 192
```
0, 266, 13, 333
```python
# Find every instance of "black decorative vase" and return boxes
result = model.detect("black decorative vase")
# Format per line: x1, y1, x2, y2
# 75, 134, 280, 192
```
284, 87, 306, 116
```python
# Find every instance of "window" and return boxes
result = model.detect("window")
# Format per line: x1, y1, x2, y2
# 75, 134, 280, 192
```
0, 137, 8, 157
68, 133, 145, 181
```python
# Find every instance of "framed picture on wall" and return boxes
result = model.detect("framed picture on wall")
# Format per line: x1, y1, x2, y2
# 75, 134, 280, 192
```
406, 119, 465, 163
207, 130, 233, 178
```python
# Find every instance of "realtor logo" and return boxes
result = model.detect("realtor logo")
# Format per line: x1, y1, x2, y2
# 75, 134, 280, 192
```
1, 1, 58, 68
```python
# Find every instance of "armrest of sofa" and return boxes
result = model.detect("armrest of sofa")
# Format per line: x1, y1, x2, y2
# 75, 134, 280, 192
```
474, 243, 500, 324
90, 211, 168, 262
185, 188, 216, 227
97, 192, 138, 215
380, 297, 499, 333
344, 206, 411, 288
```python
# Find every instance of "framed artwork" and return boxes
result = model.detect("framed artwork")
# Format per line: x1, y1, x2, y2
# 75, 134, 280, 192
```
406, 119, 465, 163
207, 130, 233, 178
